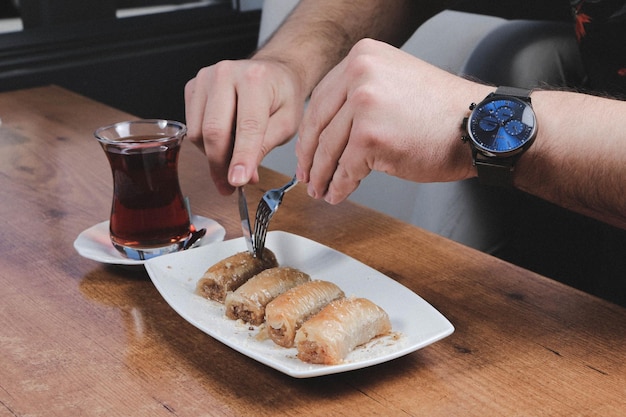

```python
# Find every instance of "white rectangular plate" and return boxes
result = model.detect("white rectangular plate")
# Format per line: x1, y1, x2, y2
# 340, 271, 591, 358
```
145, 231, 454, 378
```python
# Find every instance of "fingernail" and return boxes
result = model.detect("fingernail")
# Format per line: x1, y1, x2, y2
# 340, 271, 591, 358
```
295, 164, 304, 183
230, 164, 247, 185
307, 184, 316, 199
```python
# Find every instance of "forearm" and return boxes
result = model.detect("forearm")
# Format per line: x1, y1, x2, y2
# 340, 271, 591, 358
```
516, 91, 626, 229
253, 0, 438, 95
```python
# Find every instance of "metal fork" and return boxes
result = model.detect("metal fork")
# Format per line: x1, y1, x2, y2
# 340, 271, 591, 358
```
253, 175, 298, 257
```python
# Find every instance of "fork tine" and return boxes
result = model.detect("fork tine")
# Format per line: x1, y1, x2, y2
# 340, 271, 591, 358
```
253, 201, 272, 255
253, 175, 298, 257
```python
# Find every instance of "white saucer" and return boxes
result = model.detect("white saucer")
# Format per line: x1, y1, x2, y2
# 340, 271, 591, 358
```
73, 215, 226, 266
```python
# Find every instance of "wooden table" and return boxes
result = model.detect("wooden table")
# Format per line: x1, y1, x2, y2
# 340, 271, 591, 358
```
1, 86, 625, 416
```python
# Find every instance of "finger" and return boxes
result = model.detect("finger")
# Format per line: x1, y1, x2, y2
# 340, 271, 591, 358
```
184, 63, 239, 195
324, 137, 373, 204
200, 66, 239, 194
306, 100, 354, 199
184, 77, 205, 152
256, 105, 301, 165
228, 74, 273, 187
311, 100, 377, 204
296, 59, 349, 184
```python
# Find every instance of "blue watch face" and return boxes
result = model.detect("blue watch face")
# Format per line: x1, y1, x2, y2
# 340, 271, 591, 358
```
467, 96, 537, 155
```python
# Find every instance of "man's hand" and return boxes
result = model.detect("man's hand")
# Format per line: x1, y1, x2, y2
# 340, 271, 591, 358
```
185, 58, 306, 195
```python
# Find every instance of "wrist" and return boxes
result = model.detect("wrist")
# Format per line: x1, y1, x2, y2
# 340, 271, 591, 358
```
252, 49, 327, 99
454, 84, 494, 181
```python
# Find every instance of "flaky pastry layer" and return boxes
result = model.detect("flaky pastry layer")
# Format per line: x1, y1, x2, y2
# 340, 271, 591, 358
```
295, 297, 391, 364
224, 266, 310, 325
195, 248, 278, 302
265, 280, 345, 348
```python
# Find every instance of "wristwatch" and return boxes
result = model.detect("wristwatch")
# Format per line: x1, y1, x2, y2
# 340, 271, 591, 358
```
462, 86, 538, 187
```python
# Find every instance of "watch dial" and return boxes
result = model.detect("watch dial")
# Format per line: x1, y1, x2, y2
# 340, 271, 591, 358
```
468, 97, 536, 154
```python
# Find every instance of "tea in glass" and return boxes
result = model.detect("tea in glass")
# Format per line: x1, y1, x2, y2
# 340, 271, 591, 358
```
94, 120, 191, 260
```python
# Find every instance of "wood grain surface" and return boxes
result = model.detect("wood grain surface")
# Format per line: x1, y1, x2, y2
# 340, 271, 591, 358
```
1, 86, 625, 417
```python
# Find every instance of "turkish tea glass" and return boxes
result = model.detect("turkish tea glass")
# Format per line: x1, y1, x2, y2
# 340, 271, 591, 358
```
94, 119, 191, 260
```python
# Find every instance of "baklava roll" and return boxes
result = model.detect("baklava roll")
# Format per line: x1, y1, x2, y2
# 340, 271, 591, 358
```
265, 280, 345, 348
295, 297, 391, 365
224, 266, 311, 325
195, 248, 278, 302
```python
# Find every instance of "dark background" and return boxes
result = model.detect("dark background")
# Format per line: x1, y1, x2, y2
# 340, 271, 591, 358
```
0, 1, 261, 122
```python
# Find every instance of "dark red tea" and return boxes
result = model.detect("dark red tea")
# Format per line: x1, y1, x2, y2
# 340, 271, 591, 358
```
102, 134, 190, 250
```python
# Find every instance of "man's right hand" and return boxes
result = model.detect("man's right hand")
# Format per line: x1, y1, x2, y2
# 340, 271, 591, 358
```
184, 58, 307, 195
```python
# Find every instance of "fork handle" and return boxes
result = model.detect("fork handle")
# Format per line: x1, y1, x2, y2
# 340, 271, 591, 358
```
282, 175, 298, 192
